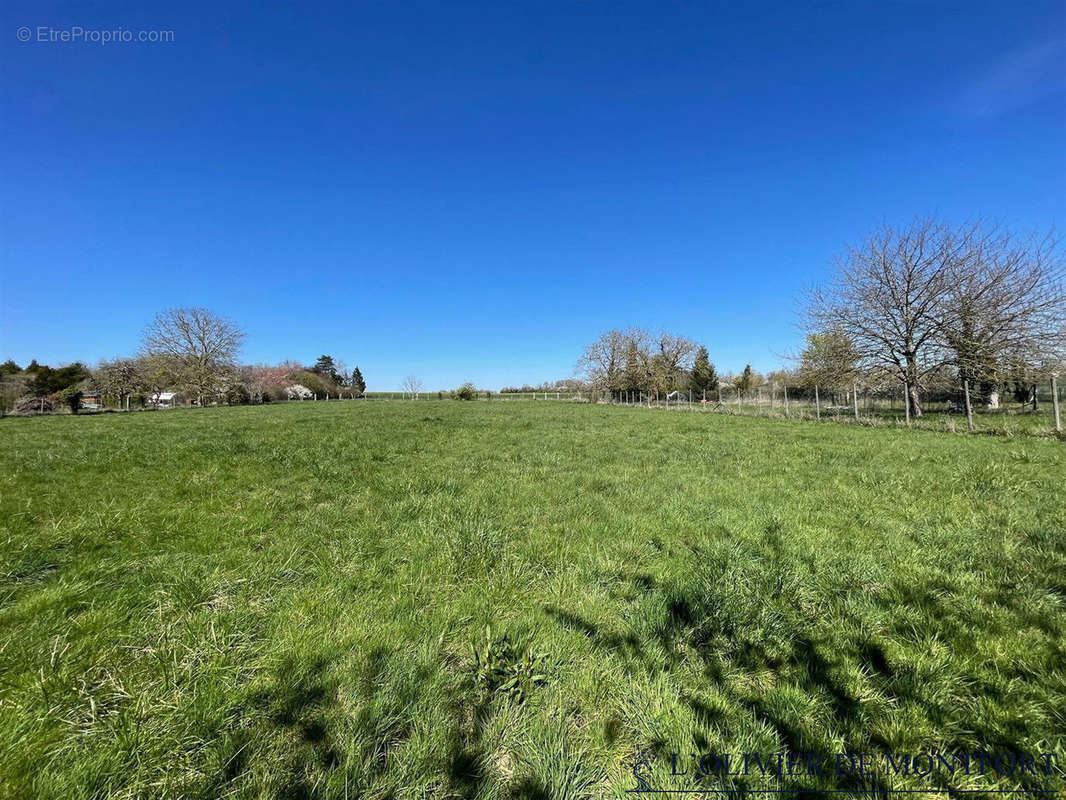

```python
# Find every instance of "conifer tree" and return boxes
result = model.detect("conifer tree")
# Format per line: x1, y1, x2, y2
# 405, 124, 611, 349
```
351, 366, 366, 396
688, 346, 718, 395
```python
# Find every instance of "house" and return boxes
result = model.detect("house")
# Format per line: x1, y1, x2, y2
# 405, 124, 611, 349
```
151, 391, 183, 409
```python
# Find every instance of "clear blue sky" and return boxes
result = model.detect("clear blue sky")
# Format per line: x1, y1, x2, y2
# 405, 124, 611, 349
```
2, 1, 1064, 390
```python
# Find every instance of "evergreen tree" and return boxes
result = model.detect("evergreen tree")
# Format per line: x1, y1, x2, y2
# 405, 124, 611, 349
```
688, 346, 718, 396
312, 355, 340, 383
351, 367, 366, 396
735, 364, 754, 397
0, 360, 21, 376
621, 340, 648, 397
28, 363, 89, 397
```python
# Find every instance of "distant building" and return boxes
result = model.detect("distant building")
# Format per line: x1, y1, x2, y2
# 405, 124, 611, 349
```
151, 391, 183, 409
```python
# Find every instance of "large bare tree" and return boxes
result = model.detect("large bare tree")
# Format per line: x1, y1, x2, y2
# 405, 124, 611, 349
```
648, 331, 697, 394
807, 220, 975, 417
577, 329, 629, 397
940, 227, 1065, 407
141, 308, 244, 406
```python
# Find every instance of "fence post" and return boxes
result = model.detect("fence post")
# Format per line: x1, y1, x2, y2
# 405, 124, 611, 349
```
904, 380, 911, 426
784, 386, 790, 418
814, 386, 820, 419
852, 380, 859, 421
963, 379, 974, 432
1052, 375, 1061, 433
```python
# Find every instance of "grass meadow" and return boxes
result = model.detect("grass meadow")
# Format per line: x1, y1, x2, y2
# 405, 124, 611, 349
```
1, 401, 1064, 798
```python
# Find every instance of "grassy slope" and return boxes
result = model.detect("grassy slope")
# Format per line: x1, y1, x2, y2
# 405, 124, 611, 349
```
0, 402, 1063, 799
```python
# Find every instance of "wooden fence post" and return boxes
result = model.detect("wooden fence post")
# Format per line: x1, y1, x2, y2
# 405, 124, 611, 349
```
852, 381, 859, 421
814, 386, 820, 419
784, 387, 790, 418
904, 381, 911, 426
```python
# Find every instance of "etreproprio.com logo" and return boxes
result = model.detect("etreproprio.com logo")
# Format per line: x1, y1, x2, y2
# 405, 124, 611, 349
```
16, 26, 174, 44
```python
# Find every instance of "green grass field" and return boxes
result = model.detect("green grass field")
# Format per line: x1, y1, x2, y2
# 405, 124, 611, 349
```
1, 402, 1064, 798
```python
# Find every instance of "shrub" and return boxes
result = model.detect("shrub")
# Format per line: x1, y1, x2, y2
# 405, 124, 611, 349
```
453, 382, 477, 401
58, 388, 84, 414
224, 383, 250, 406
14, 395, 52, 414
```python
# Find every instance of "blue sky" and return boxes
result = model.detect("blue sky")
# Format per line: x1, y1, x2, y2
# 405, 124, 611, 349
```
2, 1, 1064, 390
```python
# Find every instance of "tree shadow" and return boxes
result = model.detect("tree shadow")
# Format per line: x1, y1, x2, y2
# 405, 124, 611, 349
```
543, 604, 643, 657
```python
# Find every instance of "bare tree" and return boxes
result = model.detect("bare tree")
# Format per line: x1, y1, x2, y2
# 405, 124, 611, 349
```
402, 374, 423, 399
135, 353, 182, 405
141, 308, 244, 406
940, 227, 1065, 408
94, 358, 144, 410
648, 331, 697, 395
577, 329, 629, 397
807, 220, 973, 417
797, 330, 859, 392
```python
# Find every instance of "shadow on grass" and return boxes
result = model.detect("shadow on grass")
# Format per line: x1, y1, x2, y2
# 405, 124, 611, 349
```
248, 654, 343, 797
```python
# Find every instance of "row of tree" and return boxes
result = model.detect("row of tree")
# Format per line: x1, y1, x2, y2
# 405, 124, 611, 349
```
804, 220, 1065, 417
1, 308, 370, 413
573, 221, 1064, 417
577, 329, 722, 399
499, 379, 587, 394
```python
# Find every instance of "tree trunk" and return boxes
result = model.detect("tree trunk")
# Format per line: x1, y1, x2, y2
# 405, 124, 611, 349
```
904, 356, 922, 418
1052, 376, 1061, 433
963, 379, 974, 432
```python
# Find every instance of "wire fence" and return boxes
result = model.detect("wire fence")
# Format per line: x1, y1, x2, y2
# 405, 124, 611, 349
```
341, 381, 1065, 437
583, 380, 1064, 438
8, 381, 1062, 437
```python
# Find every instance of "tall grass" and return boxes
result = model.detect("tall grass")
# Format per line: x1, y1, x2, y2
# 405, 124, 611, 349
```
1, 402, 1063, 798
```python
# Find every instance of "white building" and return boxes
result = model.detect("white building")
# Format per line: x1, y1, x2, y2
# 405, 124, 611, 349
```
151, 391, 183, 409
